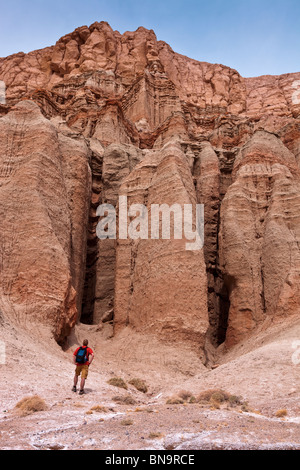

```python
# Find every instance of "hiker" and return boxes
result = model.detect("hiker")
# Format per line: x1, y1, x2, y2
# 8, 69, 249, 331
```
72, 339, 94, 395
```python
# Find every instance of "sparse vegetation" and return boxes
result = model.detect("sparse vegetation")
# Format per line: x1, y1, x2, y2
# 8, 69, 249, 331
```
134, 406, 153, 412
228, 394, 243, 406
89, 405, 108, 413
72, 402, 84, 408
177, 390, 193, 401
148, 432, 164, 439
15, 395, 48, 416
275, 409, 287, 418
196, 389, 246, 408
241, 403, 250, 412
129, 378, 148, 393
196, 389, 230, 404
120, 418, 133, 426
166, 396, 184, 405
210, 400, 220, 410
166, 388, 246, 410
107, 377, 128, 390
112, 395, 137, 405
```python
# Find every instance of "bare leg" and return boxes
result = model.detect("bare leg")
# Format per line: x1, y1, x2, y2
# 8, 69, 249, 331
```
74, 374, 78, 387
80, 377, 86, 391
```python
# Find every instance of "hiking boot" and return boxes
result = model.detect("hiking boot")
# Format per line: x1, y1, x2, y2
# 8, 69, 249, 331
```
72, 386, 77, 393
79, 390, 85, 395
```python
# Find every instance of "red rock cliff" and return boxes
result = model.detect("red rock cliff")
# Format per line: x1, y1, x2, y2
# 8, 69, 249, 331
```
0, 21, 299, 353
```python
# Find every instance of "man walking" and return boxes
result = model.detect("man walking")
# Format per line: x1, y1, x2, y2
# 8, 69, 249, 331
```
72, 339, 94, 395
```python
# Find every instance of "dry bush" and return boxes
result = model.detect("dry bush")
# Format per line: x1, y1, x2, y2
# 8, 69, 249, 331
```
129, 378, 148, 393
166, 390, 196, 405
228, 394, 243, 406
166, 388, 245, 408
196, 389, 245, 407
72, 402, 84, 408
210, 401, 220, 410
15, 395, 48, 416
177, 390, 193, 401
189, 396, 197, 403
134, 407, 145, 412
120, 418, 133, 426
148, 432, 164, 439
196, 389, 230, 404
166, 396, 184, 405
112, 395, 137, 405
134, 406, 153, 412
89, 405, 108, 413
275, 409, 287, 418
107, 377, 128, 390
241, 403, 250, 412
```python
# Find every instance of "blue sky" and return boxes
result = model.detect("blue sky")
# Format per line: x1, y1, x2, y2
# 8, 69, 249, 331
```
0, 0, 299, 77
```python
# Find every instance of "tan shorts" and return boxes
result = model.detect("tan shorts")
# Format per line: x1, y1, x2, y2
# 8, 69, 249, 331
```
75, 365, 89, 379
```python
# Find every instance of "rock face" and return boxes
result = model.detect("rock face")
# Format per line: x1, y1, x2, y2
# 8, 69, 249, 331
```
113, 141, 208, 353
0, 21, 300, 353
219, 130, 300, 347
0, 101, 91, 343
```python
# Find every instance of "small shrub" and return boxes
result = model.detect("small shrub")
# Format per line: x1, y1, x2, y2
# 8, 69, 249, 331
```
189, 396, 197, 404
166, 396, 184, 405
129, 378, 148, 393
211, 390, 230, 403
107, 377, 128, 390
15, 396, 48, 416
166, 390, 196, 405
228, 395, 243, 406
120, 418, 133, 426
177, 390, 193, 401
210, 400, 220, 410
72, 402, 84, 408
241, 403, 250, 412
196, 389, 244, 406
196, 389, 219, 403
148, 432, 164, 439
112, 395, 137, 405
275, 409, 287, 418
89, 405, 108, 413
166, 389, 244, 408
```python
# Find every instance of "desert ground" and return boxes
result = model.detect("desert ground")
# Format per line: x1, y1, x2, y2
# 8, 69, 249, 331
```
0, 316, 299, 451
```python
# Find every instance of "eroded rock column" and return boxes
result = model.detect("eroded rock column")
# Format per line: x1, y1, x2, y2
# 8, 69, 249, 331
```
219, 130, 300, 347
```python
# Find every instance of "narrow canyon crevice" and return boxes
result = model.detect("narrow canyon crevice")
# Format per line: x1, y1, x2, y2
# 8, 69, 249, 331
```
80, 148, 103, 325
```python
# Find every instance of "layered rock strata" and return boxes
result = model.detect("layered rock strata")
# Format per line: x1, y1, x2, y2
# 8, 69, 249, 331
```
0, 21, 300, 353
